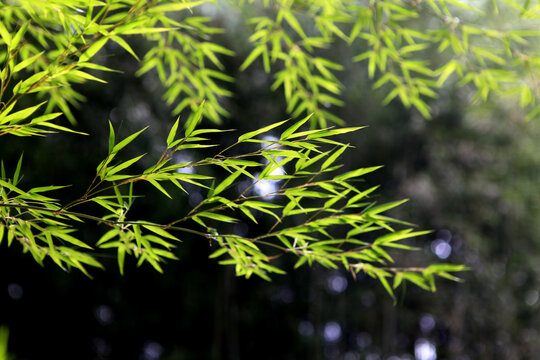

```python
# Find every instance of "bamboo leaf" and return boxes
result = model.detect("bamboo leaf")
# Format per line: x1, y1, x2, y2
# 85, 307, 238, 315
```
142, 225, 180, 241
238, 119, 288, 142
213, 168, 243, 196
13, 51, 45, 73
185, 101, 205, 137
108, 121, 115, 153
13, 154, 23, 185
118, 246, 126, 275
79, 37, 108, 63
147, 178, 171, 199
321, 144, 348, 171
0, 101, 47, 125
105, 154, 145, 178
167, 117, 180, 147
376, 272, 395, 301
334, 166, 383, 181
112, 127, 148, 154
148, 1, 205, 13
110, 35, 139, 61
197, 212, 238, 223
209, 247, 229, 259
307, 127, 365, 139
280, 114, 312, 140
240, 45, 265, 71
54, 231, 93, 249
0, 21, 12, 47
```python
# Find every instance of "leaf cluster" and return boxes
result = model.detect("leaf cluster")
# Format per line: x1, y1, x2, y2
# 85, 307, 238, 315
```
0, 0, 473, 297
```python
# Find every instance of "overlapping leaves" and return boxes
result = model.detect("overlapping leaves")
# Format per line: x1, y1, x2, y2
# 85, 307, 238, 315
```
1, 113, 467, 297
0, 0, 475, 298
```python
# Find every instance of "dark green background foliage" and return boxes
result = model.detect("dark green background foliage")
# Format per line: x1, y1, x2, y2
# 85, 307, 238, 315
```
2, 0, 540, 359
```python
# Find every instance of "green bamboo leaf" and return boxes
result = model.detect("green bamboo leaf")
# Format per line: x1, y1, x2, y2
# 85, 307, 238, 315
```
425, 264, 469, 273
280, 114, 312, 140
118, 246, 126, 275
366, 199, 408, 215
148, 1, 205, 13
239, 206, 258, 223
264, 149, 305, 158
105, 154, 145, 179
79, 37, 108, 63
334, 166, 383, 181
147, 178, 171, 199
197, 212, 238, 223
13, 70, 48, 94
393, 272, 404, 289
30, 112, 62, 124
374, 229, 431, 245
190, 128, 234, 136
97, 229, 119, 246
0, 21, 12, 47
60, 246, 103, 272
112, 127, 148, 154
13, 154, 23, 185
55, 231, 93, 249
403, 272, 431, 290
0, 101, 46, 125
13, 51, 44, 73
238, 119, 288, 142
167, 117, 180, 147
146, 235, 176, 250
34, 122, 89, 135
243, 201, 281, 221
120, 27, 174, 35
0, 179, 26, 195
142, 225, 180, 241
294, 256, 309, 269
133, 224, 143, 251
209, 247, 229, 259
11, 21, 28, 48
376, 272, 395, 301
185, 101, 205, 137
110, 35, 139, 61
258, 262, 286, 275
27, 185, 68, 194
307, 127, 364, 140
320, 144, 349, 171
108, 121, 115, 153
281, 10, 307, 39
213, 167, 243, 196
239, 45, 265, 71
70, 70, 107, 83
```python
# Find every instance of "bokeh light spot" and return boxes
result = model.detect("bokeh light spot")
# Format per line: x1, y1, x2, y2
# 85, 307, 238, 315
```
141, 341, 163, 360
298, 320, 314, 336
7, 283, 23, 300
415, 338, 436, 360
525, 290, 539, 306
323, 321, 342, 343
356, 332, 372, 348
94, 305, 113, 326
419, 314, 436, 333
327, 274, 348, 294
431, 239, 452, 259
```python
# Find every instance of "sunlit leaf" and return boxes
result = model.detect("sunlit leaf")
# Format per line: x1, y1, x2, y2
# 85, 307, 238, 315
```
238, 119, 288, 142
